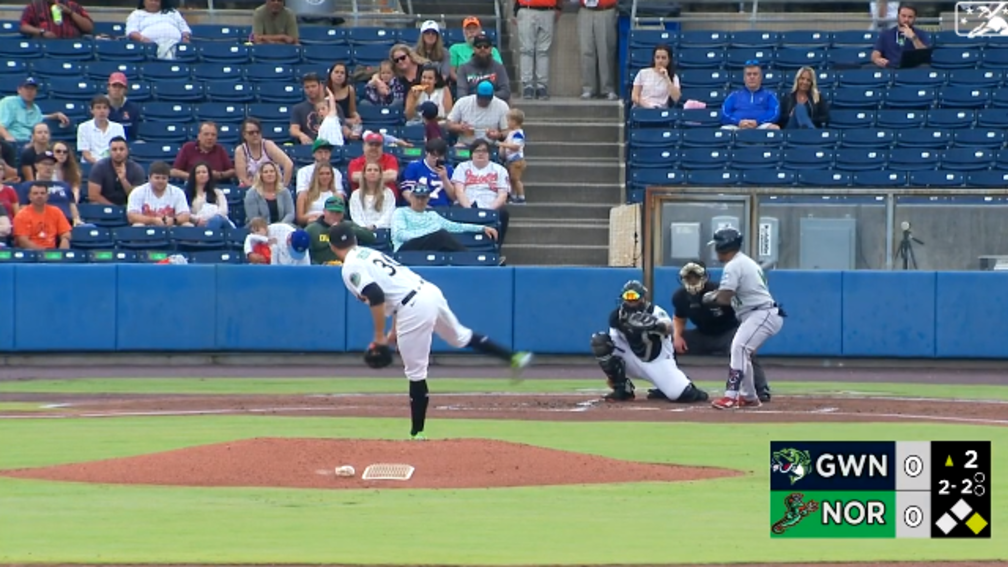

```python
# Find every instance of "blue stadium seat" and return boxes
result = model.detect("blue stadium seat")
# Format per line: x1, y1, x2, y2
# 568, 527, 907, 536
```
629, 128, 680, 149
934, 30, 986, 49
894, 128, 952, 149
394, 251, 448, 266
628, 47, 653, 69
442, 207, 500, 225
989, 87, 1008, 108
346, 26, 397, 45
932, 48, 982, 70
630, 168, 684, 186
186, 249, 243, 264
679, 88, 727, 107
977, 108, 1008, 128
733, 129, 784, 148
304, 45, 351, 65
680, 108, 722, 127
981, 49, 1008, 69
170, 226, 226, 251
195, 102, 247, 122
38, 99, 88, 122
448, 251, 501, 267
680, 148, 730, 169
141, 62, 191, 81
352, 44, 391, 67
397, 27, 421, 45
94, 41, 151, 62
852, 170, 907, 187
260, 121, 288, 140
205, 82, 256, 103
284, 142, 315, 164
686, 169, 739, 185
189, 24, 249, 41
452, 231, 497, 252
884, 87, 935, 109
782, 148, 834, 169
192, 62, 244, 83
0, 59, 29, 79
246, 102, 293, 122
114, 226, 171, 250
70, 225, 115, 249
741, 169, 795, 186
797, 169, 850, 187
997, 150, 1008, 170
249, 44, 303, 65
154, 81, 205, 103
725, 48, 775, 69
831, 87, 884, 109
298, 26, 348, 46
77, 204, 128, 227
679, 30, 730, 48
47, 78, 99, 99
0, 19, 21, 37
826, 47, 872, 68
245, 63, 295, 82
952, 129, 1006, 148
135, 123, 188, 143
294, 64, 328, 81
730, 30, 779, 48
680, 128, 731, 148
839, 128, 894, 148
784, 129, 839, 148
892, 68, 946, 88
775, 48, 826, 70
836, 68, 890, 88
629, 148, 678, 168
926, 108, 975, 129
31, 60, 85, 79
829, 109, 876, 128
876, 109, 926, 129
908, 170, 964, 187
888, 148, 940, 171
41, 39, 93, 61
170, 43, 199, 63
0, 37, 42, 59
812, 69, 837, 89
941, 148, 996, 171
223, 225, 248, 250
731, 148, 781, 169
947, 68, 1002, 87
357, 105, 403, 126
200, 122, 240, 145
628, 29, 677, 49
676, 48, 725, 69
629, 107, 678, 128
678, 69, 729, 88
966, 170, 1008, 187
938, 86, 990, 109
831, 30, 875, 47
255, 83, 302, 104
780, 30, 831, 48
835, 148, 888, 171
198, 43, 250, 64
128, 142, 180, 161
87, 61, 140, 82
142, 102, 194, 122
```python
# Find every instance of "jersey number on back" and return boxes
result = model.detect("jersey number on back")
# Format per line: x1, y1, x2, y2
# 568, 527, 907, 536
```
373, 254, 401, 277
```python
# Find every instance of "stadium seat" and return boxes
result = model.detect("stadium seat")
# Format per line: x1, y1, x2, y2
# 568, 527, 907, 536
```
346, 26, 397, 45
255, 83, 302, 104
875, 109, 926, 129
192, 62, 244, 83
679, 88, 727, 107
442, 207, 500, 225
125, 81, 152, 103
826, 47, 872, 68
996, 150, 1008, 170
87, 249, 137, 263
831, 30, 875, 47
731, 148, 781, 169
836, 69, 891, 88
298, 27, 348, 46
70, 225, 115, 249
0, 59, 29, 79
891, 68, 946, 88
142, 102, 194, 122
784, 129, 839, 148
796, 169, 850, 187
941, 148, 996, 171
741, 169, 795, 186
829, 110, 876, 129
947, 69, 1002, 87
170, 43, 199, 63
448, 251, 501, 267
812, 69, 837, 89
249, 44, 303, 65
135, 122, 189, 143
357, 105, 403, 126
782, 148, 834, 169
628, 29, 677, 49
394, 251, 448, 266
680, 148, 730, 169
931, 48, 982, 70
41, 39, 93, 61
189, 24, 249, 41
681, 129, 732, 149
839, 128, 894, 148
628, 128, 680, 149
977, 108, 1008, 128
77, 204, 128, 228
887, 148, 940, 171
629, 148, 678, 169
0, 19, 21, 37
680, 108, 722, 128
731, 30, 779, 48
452, 232, 497, 252
981, 49, 1008, 69
0, 37, 42, 59
199, 43, 250, 64
952, 129, 1006, 148
733, 129, 784, 148
352, 44, 391, 67
676, 48, 725, 69
852, 170, 907, 187
926, 109, 975, 129
908, 170, 964, 188
205, 82, 256, 103
94, 41, 151, 62
245, 63, 295, 82
202, 123, 240, 145
680, 30, 730, 48
938, 86, 990, 109
678, 69, 729, 88
725, 48, 775, 69
835, 148, 888, 171
780, 30, 831, 48
188, 249, 244, 264
195, 102, 247, 122
628, 48, 653, 69
831, 87, 884, 109
304, 45, 351, 65
0, 249, 38, 263
47, 78, 100, 99
630, 168, 684, 186
247, 102, 294, 122
170, 227, 226, 251
87, 61, 139, 83
965, 170, 1008, 188
261, 122, 288, 140
154, 82, 205, 103
883, 87, 935, 109
934, 30, 985, 49
894, 128, 952, 149
113, 226, 171, 250
989, 87, 1008, 108
686, 169, 739, 185
38, 99, 88, 123
31, 60, 85, 79
129, 142, 181, 161
629, 108, 678, 128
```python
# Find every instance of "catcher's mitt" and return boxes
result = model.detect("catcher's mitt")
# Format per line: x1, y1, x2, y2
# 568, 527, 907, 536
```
625, 311, 662, 333
364, 342, 394, 369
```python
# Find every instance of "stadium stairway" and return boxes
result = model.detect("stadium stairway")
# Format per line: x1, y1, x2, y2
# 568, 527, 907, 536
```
504, 99, 623, 266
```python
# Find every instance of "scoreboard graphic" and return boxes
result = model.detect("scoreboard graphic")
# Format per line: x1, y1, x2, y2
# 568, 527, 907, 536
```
769, 441, 991, 538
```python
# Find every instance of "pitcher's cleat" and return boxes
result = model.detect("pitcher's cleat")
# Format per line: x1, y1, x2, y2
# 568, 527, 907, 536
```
410, 432, 428, 441
509, 351, 534, 383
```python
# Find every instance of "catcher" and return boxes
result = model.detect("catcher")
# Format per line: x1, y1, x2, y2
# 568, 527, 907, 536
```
327, 223, 534, 440
591, 280, 709, 403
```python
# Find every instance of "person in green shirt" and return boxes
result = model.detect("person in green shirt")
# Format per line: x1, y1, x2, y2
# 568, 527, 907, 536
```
251, 0, 300, 45
448, 16, 503, 83
305, 196, 376, 264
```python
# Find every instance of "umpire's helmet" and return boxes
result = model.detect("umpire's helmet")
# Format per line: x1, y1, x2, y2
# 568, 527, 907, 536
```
710, 227, 743, 253
620, 280, 650, 312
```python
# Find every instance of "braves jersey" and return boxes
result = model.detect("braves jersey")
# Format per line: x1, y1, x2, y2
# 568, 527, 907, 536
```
609, 304, 672, 363
341, 246, 425, 317
719, 251, 774, 316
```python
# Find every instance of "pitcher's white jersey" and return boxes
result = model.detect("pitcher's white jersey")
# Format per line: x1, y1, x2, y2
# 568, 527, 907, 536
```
341, 246, 424, 317
719, 252, 775, 317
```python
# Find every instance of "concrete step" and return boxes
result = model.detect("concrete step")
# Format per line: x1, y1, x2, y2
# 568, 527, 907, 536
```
521, 182, 623, 203
501, 243, 610, 266
507, 202, 613, 221
510, 98, 624, 122
520, 159, 622, 184
521, 121, 622, 144
507, 222, 608, 246
525, 141, 622, 160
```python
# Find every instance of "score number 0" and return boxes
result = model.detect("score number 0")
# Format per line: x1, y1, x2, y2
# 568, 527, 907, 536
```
903, 454, 925, 528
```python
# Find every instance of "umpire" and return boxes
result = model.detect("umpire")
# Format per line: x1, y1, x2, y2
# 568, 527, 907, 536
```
670, 260, 772, 402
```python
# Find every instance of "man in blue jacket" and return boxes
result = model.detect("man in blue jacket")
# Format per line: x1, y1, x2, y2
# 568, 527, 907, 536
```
720, 61, 780, 130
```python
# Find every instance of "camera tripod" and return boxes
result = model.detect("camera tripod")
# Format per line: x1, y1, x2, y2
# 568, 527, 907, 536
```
895, 225, 924, 270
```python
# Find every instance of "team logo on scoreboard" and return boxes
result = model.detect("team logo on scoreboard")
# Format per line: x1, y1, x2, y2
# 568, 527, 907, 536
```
771, 492, 820, 534
955, 2, 1008, 37
772, 448, 812, 485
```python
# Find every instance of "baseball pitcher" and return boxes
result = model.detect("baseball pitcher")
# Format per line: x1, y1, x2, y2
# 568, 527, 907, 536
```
703, 227, 786, 410
591, 280, 709, 403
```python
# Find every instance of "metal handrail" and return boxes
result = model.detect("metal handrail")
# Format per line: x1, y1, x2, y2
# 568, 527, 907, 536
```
628, 0, 946, 29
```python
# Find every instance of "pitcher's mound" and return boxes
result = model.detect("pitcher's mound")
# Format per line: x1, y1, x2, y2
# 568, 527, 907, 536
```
1, 437, 740, 490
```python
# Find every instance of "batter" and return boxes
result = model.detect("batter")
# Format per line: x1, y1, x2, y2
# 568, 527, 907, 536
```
327, 223, 534, 440
703, 227, 786, 410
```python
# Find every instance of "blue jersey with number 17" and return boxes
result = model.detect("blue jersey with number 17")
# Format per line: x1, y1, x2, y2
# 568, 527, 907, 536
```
402, 159, 454, 207
341, 246, 424, 317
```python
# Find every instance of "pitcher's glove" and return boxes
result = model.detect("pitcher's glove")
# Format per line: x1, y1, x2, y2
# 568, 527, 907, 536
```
364, 342, 394, 369
625, 311, 662, 333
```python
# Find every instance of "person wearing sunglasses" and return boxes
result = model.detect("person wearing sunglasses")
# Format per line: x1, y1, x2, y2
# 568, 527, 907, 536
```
720, 60, 780, 131
456, 33, 512, 103
591, 280, 709, 404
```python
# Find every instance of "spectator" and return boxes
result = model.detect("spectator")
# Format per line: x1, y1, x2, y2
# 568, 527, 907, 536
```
390, 44, 427, 89
12, 182, 71, 250
326, 62, 360, 130
244, 216, 310, 265
349, 162, 396, 230
31, 150, 81, 226
348, 130, 400, 196
720, 62, 780, 130
871, 3, 930, 69
401, 137, 454, 206
106, 73, 141, 140
19, 122, 50, 181
451, 138, 510, 245
446, 81, 509, 147
0, 202, 10, 243
577, 0, 619, 101
420, 101, 444, 142
251, 0, 299, 45
171, 122, 235, 182
184, 161, 232, 230
498, 108, 527, 205
243, 161, 294, 226
363, 60, 406, 108
777, 66, 830, 129
405, 64, 454, 126
514, 0, 562, 100
0, 179, 20, 217
234, 117, 294, 187
295, 163, 339, 226
87, 135, 145, 206
51, 141, 82, 201
290, 72, 325, 144
296, 138, 341, 194
77, 95, 126, 165
632, 44, 681, 109
391, 183, 496, 252
414, 20, 451, 81
305, 196, 375, 265
449, 16, 503, 83
0, 154, 17, 183
456, 33, 512, 103
315, 85, 351, 146
19, 0, 93, 39
0, 78, 69, 145
126, 0, 192, 60
126, 161, 191, 227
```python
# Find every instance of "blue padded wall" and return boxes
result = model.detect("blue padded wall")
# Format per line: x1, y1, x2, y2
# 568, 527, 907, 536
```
935, 272, 1008, 359
842, 271, 936, 357
14, 265, 117, 351
760, 270, 843, 357
215, 265, 347, 352
0, 265, 13, 351
116, 265, 217, 351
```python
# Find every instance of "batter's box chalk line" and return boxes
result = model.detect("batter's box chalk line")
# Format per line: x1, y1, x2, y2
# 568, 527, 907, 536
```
362, 463, 415, 481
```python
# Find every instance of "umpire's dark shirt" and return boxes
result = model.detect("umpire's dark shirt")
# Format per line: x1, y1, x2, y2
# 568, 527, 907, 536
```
671, 281, 739, 336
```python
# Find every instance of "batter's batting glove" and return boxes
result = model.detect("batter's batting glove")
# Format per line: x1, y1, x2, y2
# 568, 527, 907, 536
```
364, 342, 394, 369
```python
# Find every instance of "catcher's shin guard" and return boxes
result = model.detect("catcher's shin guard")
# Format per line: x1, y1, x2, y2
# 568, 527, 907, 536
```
591, 332, 635, 401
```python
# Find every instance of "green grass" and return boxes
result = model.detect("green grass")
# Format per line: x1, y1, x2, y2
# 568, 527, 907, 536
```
0, 415, 1004, 565
1, 377, 1007, 401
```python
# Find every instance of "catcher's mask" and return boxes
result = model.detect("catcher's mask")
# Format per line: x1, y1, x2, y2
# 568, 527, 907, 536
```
679, 261, 708, 295
620, 280, 650, 312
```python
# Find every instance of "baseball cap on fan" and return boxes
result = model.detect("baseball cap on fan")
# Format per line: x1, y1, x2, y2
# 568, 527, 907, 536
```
289, 229, 310, 259
420, 20, 440, 34
109, 72, 128, 86
476, 80, 494, 100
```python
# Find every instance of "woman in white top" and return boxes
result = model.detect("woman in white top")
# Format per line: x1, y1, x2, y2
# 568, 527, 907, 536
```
450, 138, 511, 244
349, 161, 396, 230
295, 162, 339, 226
405, 64, 454, 126
234, 117, 294, 188
184, 161, 232, 230
632, 44, 681, 109
125, 0, 192, 60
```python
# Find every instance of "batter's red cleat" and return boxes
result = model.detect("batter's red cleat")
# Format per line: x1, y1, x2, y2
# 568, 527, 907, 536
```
738, 397, 763, 409
711, 396, 739, 410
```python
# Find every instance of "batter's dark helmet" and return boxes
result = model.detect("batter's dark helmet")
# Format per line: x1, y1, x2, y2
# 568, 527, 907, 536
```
710, 227, 743, 253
